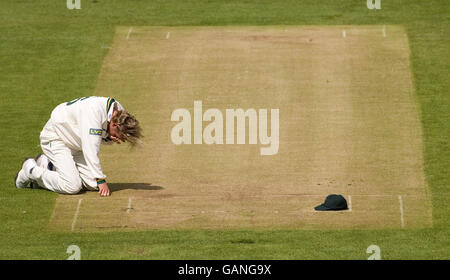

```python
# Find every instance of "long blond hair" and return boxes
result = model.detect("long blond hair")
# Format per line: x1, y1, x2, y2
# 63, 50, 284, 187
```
111, 104, 143, 146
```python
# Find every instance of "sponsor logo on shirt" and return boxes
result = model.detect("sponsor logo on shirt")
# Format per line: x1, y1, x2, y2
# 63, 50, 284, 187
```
89, 128, 102, 136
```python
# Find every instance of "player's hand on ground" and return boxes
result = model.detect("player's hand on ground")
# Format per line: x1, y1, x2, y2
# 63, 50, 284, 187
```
98, 182, 111, 197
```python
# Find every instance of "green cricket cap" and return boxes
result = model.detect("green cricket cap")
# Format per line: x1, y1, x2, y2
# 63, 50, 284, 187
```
314, 194, 348, 211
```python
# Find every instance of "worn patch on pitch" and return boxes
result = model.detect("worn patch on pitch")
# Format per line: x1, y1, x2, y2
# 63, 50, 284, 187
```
48, 26, 432, 231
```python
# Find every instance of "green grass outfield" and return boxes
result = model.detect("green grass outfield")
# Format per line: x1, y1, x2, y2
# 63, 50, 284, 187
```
0, 0, 448, 259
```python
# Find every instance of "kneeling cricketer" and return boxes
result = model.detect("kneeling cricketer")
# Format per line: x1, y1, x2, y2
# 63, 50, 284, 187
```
14, 96, 142, 196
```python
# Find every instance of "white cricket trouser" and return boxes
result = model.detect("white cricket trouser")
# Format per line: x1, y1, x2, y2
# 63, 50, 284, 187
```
31, 120, 98, 194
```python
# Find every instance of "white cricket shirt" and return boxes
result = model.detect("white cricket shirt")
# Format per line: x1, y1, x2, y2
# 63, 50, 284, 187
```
49, 96, 124, 180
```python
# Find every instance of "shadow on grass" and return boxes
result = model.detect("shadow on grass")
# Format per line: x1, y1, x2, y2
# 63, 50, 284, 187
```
108, 183, 164, 193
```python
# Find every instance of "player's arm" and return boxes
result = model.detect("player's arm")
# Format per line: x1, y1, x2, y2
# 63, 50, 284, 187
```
80, 110, 110, 196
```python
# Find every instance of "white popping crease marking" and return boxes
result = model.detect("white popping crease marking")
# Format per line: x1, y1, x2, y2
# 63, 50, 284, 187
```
127, 197, 132, 214
348, 195, 352, 212
342, 30, 346, 38
166, 32, 170, 39
398, 195, 405, 228
382, 25, 386, 37
71, 198, 83, 231
126, 27, 133, 40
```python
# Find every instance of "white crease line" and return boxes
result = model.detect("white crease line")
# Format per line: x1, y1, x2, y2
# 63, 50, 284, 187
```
342, 30, 346, 38
166, 32, 170, 39
126, 27, 133, 40
382, 25, 386, 37
398, 195, 405, 228
71, 198, 83, 232
348, 195, 352, 212
127, 197, 132, 214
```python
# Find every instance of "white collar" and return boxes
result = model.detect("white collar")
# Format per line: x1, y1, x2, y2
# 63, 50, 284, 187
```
107, 100, 124, 122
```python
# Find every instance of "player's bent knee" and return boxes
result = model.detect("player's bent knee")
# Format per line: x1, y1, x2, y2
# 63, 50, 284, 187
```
64, 186, 82, 195
62, 177, 83, 195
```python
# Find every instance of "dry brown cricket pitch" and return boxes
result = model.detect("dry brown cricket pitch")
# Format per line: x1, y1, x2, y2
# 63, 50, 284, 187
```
49, 26, 432, 232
